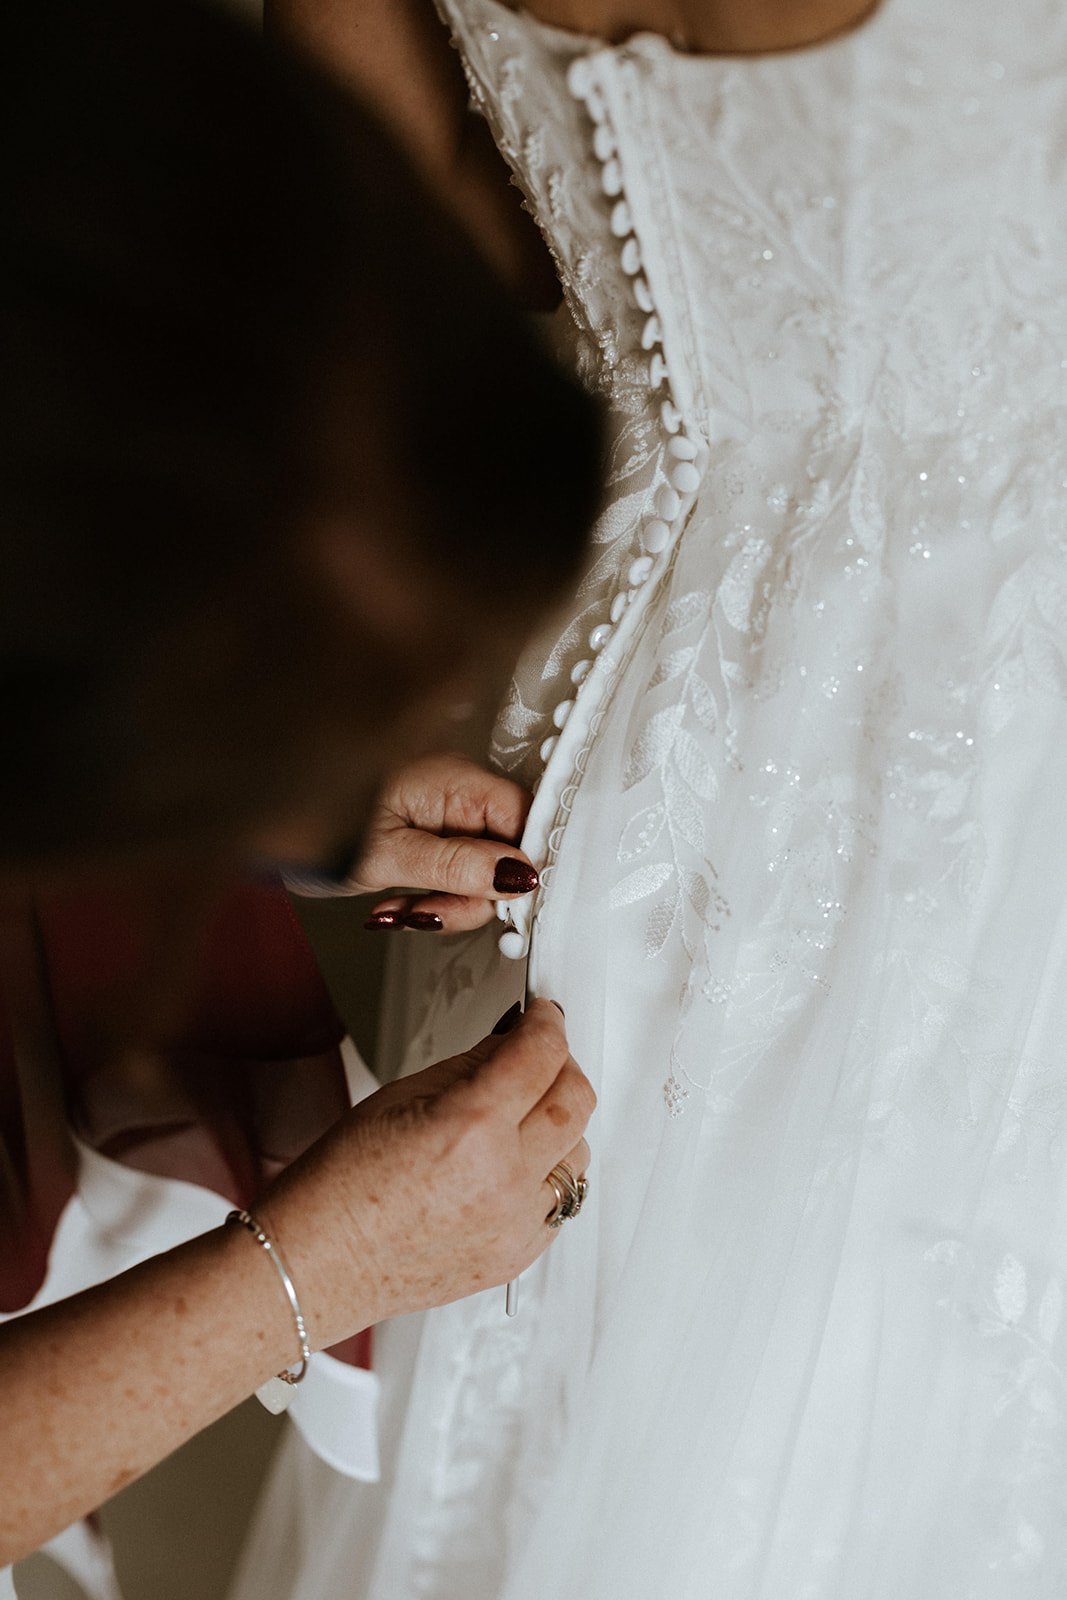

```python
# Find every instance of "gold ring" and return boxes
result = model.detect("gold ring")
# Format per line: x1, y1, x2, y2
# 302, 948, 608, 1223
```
544, 1162, 588, 1227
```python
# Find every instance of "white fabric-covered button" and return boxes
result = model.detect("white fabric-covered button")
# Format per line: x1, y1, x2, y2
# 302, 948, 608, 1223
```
668, 434, 698, 460
642, 518, 670, 553
610, 590, 629, 623
671, 461, 701, 493
633, 277, 654, 313
570, 657, 593, 685
621, 237, 642, 275
649, 352, 670, 389
628, 554, 654, 586
499, 928, 530, 960
656, 484, 681, 520
586, 86, 607, 122
539, 734, 559, 763
641, 315, 662, 350
589, 622, 613, 652
610, 200, 632, 237
660, 399, 681, 433
601, 159, 623, 197
593, 123, 616, 161
566, 57, 593, 98
552, 699, 574, 729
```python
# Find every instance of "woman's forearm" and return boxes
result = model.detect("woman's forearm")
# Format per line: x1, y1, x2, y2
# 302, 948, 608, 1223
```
1, 998, 595, 1566
0, 1222, 344, 1564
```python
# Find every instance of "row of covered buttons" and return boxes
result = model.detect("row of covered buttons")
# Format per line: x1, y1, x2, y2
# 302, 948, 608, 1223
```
498, 53, 703, 959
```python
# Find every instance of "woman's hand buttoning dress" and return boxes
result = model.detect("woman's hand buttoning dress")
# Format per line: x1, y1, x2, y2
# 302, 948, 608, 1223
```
233, 1, 1067, 1597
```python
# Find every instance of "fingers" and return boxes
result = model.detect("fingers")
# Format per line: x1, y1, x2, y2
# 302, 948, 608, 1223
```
463, 998, 577, 1123
358, 754, 540, 928
520, 1054, 597, 1173
569, 1137, 592, 1178
371, 829, 540, 908
365, 891, 500, 935
368, 1038, 501, 1111
363, 894, 433, 932
550, 1137, 591, 1184
540, 1137, 591, 1227
392, 754, 534, 845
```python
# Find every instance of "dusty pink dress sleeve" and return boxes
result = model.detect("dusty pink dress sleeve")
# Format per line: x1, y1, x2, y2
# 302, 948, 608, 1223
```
0, 880, 371, 1368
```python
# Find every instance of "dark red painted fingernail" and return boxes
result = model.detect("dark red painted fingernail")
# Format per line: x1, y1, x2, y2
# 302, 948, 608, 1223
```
403, 911, 445, 932
493, 858, 539, 895
492, 1001, 523, 1035
364, 911, 402, 930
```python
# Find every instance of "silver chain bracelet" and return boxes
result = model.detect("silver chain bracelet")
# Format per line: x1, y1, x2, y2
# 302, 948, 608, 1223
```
226, 1208, 311, 1414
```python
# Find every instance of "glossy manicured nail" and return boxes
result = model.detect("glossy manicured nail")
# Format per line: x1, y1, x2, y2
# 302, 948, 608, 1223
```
493, 858, 540, 896
403, 911, 445, 932
492, 1001, 523, 1035
364, 911, 402, 930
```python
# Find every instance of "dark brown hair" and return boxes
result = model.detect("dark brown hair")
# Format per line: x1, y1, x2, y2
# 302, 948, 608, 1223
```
0, 0, 601, 872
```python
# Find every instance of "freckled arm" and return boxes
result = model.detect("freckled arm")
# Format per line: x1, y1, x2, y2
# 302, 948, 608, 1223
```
0, 1224, 324, 1564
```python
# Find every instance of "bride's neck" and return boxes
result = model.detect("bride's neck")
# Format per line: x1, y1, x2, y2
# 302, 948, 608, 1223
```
510, 0, 880, 53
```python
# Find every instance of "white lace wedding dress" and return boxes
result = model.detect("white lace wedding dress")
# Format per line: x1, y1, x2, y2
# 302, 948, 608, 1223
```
230, 1, 1067, 1594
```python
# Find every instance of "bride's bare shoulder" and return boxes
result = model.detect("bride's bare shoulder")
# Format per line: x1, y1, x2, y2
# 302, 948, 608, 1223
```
496, 0, 879, 54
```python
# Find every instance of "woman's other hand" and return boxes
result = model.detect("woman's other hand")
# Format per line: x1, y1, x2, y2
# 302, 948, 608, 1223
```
351, 752, 540, 933
257, 999, 593, 1343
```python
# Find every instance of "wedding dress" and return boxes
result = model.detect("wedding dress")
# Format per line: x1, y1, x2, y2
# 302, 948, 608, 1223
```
230, 0, 1067, 1594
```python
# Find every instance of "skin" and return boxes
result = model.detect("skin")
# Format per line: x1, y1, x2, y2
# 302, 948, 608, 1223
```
265, 0, 561, 306
0, 729, 588, 1563
496, 0, 881, 51
352, 752, 540, 931
9, 0, 887, 1558
269, 0, 880, 300
0, 997, 592, 1563
2, 4, 599, 1559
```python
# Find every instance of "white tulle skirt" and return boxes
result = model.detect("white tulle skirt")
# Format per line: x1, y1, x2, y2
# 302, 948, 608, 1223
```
229, 459, 1067, 1597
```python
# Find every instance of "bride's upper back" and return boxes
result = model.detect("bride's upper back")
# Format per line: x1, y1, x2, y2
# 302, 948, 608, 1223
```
440, 0, 1067, 447
486, 0, 878, 54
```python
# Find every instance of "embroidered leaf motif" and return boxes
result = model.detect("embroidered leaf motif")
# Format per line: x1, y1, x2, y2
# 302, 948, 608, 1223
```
674, 728, 718, 801
688, 672, 718, 731
623, 706, 681, 790
718, 540, 770, 634
660, 591, 708, 641
988, 566, 1034, 640
649, 647, 696, 688
923, 953, 972, 994
1022, 623, 1067, 698
617, 803, 667, 864
994, 1254, 1028, 1325
682, 870, 710, 919
592, 487, 652, 547
665, 772, 705, 855
925, 774, 972, 823
847, 457, 886, 552
644, 888, 679, 958
610, 862, 673, 910
1038, 1277, 1063, 1345
540, 614, 590, 681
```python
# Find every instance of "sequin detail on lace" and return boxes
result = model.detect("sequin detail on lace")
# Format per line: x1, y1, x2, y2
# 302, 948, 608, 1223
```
488, 48, 707, 958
